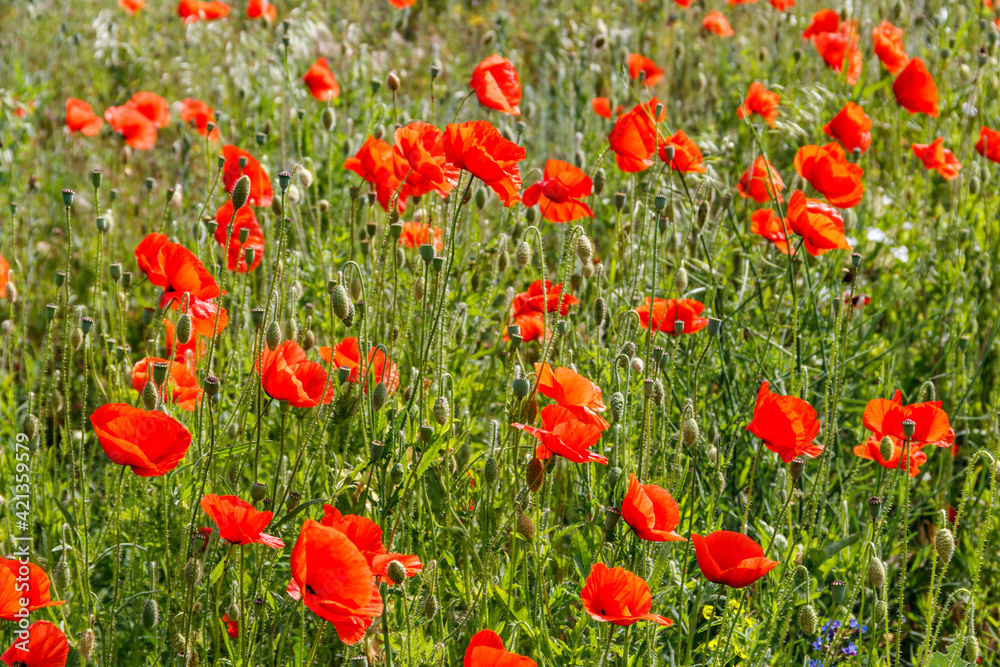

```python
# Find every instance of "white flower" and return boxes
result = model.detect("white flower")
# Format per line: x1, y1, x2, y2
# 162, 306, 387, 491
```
866, 227, 887, 243
890, 246, 910, 263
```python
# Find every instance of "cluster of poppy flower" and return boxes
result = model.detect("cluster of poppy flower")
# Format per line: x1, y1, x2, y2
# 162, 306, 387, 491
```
65, 93, 217, 150
0, 552, 70, 664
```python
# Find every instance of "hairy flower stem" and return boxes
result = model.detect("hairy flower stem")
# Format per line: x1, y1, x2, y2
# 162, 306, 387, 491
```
740, 439, 764, 534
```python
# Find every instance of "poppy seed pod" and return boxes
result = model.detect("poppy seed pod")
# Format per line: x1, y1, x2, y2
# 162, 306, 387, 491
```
526, 457, 545, 492
512, 377, 530, 398
879, 436, 894, 461
142, 598, 160, 630
830, 580, 846, 604
516, 512, 535, 541
231, 175, 252, 210
868, 556, 885, 589
337, 366, 351, 384
614, 191, 626, 211
867, 496, 883, 520
423, 593, 438, 619
184, 558, 202, 589
420, 424, 434, 443
278, 170, 292, 191
244, 246, 256, 268
352, 658, 368, 667
61, 188, 75, 207
577, 235, 594, 264
109, 263, 122, 282
250, 481, 267, 502
484, 456, 499, 485
798, 604, 817, 635
935, 528, 954, 564
901, 419, 916, 438
96, 216, 108, 232
789, 457, 804, 480
265, 321, 282, 350
250, 307, 265, 329
204, 375, 220, 397
90, 169, 103, 189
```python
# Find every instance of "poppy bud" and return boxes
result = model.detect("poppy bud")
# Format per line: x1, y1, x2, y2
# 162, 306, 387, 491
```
61, 188, 75, 207
867, 556, 885, 589
250, 481, 267, 502
513, 240, 532, 271
901, 419, 916, 438
712, 471, 726, 494
577, 235, 593, 264
788, 457, 804, 481
798, 604, 817, 635
526, 457, 545, 492
674, 265, 688, 293
424, 593, 438, 619
21, 413, 38, 441
283, 319, 298, 343
369, 381, 387, 411
174, 312, 193, 345
142, 598, 160, 630
381, 559, 407, 586
184, 558, 203, 589
140, 381, 160, 413
383, 463, 403, 488
516, 512, 535, 541
965, 636, 979, 664
609, 391, 625, 422
697, 200, 709, 228
875, 599, 888, 624
79, 629, 95, 661
935, 528, 954, 564
473, 186, 488, 209
266, 321, 282, 350
122, 271, 132, 289
682, 417, 699, 446
555, 320, 568, 337
593, 167, 606, 195
879, 436, 894, 461
594, 297, 606, 327
320, 108, 336, 133
433, 396, 450, 425
419, 424, 434, 443
53, 559, 71, 590
868, 496, 883, 520
830, 580, 846, 604
630, 357, 644, 373
230, 174, 252, 210
484, 456, 499, 485
969, 176, 980, 195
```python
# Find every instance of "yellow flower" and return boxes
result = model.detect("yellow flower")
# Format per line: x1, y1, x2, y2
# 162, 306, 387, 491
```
702, 605, 715, 620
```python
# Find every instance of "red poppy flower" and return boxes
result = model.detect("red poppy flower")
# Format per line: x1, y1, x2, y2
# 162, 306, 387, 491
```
222, 145, 273, 207
750, 209, 792, 255
511, 280, 578, 319
746, 381, 822, 462
393, 122, 460, 198
389, 0, 417, 6
512, 404, 607, 464
469, 55, 522, 115
608, 99, 663, 173
692, 531, 778, 588
247, 0, 276, 20
738, 82, 779, 126
533, 363, 609, 431
302, 58, 340, 102
464, 629, 537, 667
177, 0, 230, 22
658, 129, 706, 173
703, 11, 734, 38
119, 0, 145, 13
443, 121, 525, 206
65, 98, 104, 136
793, 143, 865, 208
90, 403, 193, 477
975, 126, 1000, 163
200, 494, 284, 549
318, 338, 400, 393
635, 297, 708, 335
0, 560, 65, 621
222, 613, 239, 638
126, 91, 170, 128
728, 0, 756, 4
131, 357, 203, 411
591, 97, 612, 118
320, 506, 386, 563
286, 519, 383, 645
621, 474, 685, 542
862, 390, 954, 448
769, 0, 794, 9
180, 98, 219, 141
853, 435, 928, 478
0, 255, 9, 299
214, 201, 264, 272
345, 136, 407, 212
521, 159, 593, 223
0, 621, 69, 667
912, 138, 962, 180
370, 553, 424, 584
801, 9, 840, 39
104, 105, 157, 150
813, 25, 862, 85
736, 156, 784, 203
823, 102, 872, 154
581, 563, 672, 626
257, 340, 334, 408
785, 191, 852, 256
872, 21, 908, 74
628, 54, 664, 86
397, 221, 443, 252
893, 58, 938, 117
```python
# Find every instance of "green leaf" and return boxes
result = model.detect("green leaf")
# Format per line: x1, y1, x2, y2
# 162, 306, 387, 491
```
272, 498, 327, 529
925, 642, 971, 667
804, 532, 862, 569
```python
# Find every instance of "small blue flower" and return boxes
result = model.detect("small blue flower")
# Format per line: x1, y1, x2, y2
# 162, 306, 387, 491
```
841, 642, 858, 657
812, 637, 825, 651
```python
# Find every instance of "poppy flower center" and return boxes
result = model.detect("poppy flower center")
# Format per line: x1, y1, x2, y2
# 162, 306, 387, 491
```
541, 180, 570, 202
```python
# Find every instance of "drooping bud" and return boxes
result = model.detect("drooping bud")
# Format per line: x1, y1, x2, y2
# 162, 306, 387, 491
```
433, 396, 450, 425
176, 313, 193, 345
576, 234, 593, 265
867, 556, 885, 589
875, 599, 888, 624
964, 635, 979, 664
372, 382, 388, 411
424, 593, 438, 619
142, 381, 160, 411
935, 528, 954, 564
21, 414, 38, 441
321, 107, 336, 131
516, 512, 535, 541
682, 417, 699, 446
142, 598, 161, 629
53, 560, 72, 590
610, 392, 625, 422
526, 457, 545, 492
798, 604, 817, 635
231, 175, 252, 210
484, 456, 499, 486
390, 462, 405, 486
184, 558, 203, 589
266, 321, 282, 350
515, 240, 532, 270
674, 265, 688, 293
386, 560, 407, 585
879, 436, 894, 461
593, 167, 606, 194
79, 629, 95, 661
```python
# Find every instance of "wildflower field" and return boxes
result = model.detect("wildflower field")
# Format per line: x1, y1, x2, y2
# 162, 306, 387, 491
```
1, 0, 1000, 665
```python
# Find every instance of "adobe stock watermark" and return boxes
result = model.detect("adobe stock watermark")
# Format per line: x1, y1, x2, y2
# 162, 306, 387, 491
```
10, 432, 33, 651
